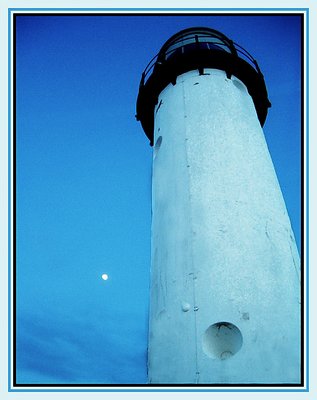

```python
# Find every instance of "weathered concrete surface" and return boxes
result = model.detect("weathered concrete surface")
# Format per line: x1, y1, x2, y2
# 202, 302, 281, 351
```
148, 69, 300, 384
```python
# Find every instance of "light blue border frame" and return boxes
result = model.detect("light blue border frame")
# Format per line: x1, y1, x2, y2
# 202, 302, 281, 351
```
305, 7, 310, 392
8, 7, 310, 393
8, 5, 12, 395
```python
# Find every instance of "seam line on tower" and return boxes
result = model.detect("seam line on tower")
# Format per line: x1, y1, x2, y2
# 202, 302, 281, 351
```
181, 76, 200, 383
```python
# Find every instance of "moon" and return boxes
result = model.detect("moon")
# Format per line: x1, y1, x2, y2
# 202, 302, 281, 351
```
101, 273, 109, 281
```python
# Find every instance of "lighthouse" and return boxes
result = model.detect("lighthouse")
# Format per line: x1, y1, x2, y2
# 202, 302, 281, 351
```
136, 27, 300, 384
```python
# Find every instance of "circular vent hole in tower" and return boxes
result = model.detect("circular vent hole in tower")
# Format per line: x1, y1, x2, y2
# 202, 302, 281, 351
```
202, 322, 243, 360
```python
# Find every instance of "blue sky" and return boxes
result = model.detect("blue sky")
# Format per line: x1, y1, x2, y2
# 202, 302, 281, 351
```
15, 14, 302, 384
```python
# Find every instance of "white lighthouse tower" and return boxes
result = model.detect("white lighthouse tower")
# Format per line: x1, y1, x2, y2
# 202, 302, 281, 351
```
136, 27, 300, 385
